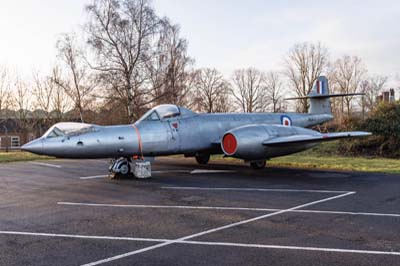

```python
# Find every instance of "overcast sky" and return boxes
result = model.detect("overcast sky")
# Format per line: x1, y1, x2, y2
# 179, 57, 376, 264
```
1, 0, 399, 82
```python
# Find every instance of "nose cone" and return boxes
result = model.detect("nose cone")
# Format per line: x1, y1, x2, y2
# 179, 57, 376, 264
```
21, 139, 43, 154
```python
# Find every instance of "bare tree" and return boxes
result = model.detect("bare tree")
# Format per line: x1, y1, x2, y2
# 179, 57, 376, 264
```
232, 68, 265, 113
331, 55, 367, 119
0, 66, 13, 115
54, 33, 96, 122
51, 76, 73, 122
147, 20, 194, 107
193, 68, 231, 113
32, 71, 54, 123
14, 77, 32, 133
262, 71, 283, 112
85, 0, 161, 122
284, 42, 328, 113
361, 75, 387, 115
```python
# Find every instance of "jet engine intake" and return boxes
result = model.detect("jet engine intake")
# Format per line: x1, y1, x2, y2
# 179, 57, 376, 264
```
221, 125, 271, 160
221, 124, 319, 160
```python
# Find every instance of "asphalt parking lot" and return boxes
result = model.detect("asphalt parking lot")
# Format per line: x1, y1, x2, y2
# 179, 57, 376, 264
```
1, 157, 400, 266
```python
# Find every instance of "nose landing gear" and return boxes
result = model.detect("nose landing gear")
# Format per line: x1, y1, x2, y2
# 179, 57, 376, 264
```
108, 157, 152, 179
109, 157, 131, 179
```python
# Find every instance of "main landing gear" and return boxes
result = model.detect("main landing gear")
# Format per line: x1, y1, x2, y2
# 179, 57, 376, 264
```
195, 153, 210, 165
109, 157, 131, 178
250, 160, 267, 170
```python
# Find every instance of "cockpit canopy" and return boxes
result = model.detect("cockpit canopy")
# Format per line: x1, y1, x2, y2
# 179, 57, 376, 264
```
43, 122, 97, 138
138, 104, 196, 122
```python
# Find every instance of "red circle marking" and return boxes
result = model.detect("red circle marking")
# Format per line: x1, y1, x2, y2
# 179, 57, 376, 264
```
222, 133, 237, 155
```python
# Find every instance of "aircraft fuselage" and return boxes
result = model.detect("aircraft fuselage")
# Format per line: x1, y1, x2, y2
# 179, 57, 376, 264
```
30, 112, 332, 159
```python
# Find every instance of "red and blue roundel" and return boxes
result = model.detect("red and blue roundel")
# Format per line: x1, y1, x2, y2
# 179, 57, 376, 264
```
280, 115, 292, 126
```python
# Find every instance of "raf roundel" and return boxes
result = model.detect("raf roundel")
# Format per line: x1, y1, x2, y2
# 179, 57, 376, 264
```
280, 115, 292, 127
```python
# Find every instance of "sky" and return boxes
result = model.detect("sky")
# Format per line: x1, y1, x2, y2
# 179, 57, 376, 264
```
1, 0, 400, 83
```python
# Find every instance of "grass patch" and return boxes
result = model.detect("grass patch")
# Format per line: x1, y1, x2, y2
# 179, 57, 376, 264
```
211, 141, 400, 174
297, 140, 342, 156
269, 154, 400, 174
0, 151, 53, 163
268, 141, 400, 174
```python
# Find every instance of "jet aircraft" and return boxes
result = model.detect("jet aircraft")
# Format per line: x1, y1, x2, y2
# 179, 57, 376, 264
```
22, 76, 371, 176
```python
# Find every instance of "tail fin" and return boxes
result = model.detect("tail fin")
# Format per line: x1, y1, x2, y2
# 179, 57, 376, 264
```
285, 76, 364, 114
308, 76, 331, 114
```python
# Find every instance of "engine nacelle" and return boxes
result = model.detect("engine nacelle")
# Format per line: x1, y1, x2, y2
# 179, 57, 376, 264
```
221, 124, 317, 160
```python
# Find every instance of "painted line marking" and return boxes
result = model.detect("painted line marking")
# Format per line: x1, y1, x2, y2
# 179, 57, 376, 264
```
81, 192, 355, 266
0, 231, 167, 242
79, 175, 108, 180
152, 170, 189, 174
58, 202, 277, 212
28, 162, 62, 169
2, 230, 398, 257
162, 186, 353, 194
79, 170, 190, 178
179, 240, 400, 256
294, 209, 400, 218
190, 169, 236, 174
84, 159, 109, 164
57, 202, 400, 218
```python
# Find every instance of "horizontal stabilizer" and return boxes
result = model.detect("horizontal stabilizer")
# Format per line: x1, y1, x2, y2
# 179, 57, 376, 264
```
285, 93, 365, 100
283, 76, 366, 114
262, 131, 371, 146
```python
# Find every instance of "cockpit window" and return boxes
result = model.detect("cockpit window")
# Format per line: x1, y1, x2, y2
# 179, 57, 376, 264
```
43, 122, 98, 138
138, 104, 182, 122
46, 127, 65, 138
156, 105, 181, 119
63, 126, 97, 136
144, 111, 160, 121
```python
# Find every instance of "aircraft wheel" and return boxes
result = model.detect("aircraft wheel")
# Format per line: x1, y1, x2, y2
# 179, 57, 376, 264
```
195, 154, 210, 165
119, 161, 130, 175
250, 160, 266, 170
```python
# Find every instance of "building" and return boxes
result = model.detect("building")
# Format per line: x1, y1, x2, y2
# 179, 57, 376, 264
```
377, 88, 396, 103
0, 119, 43, 151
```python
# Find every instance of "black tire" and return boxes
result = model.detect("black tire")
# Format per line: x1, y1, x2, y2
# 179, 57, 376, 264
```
195, 154, 210, 165
250, 160, 266, 170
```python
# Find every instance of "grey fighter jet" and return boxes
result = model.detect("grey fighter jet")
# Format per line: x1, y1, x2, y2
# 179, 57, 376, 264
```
22, 76, 371, 176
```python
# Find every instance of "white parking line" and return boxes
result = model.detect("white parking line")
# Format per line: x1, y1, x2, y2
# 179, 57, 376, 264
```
79, 175, 108, 180
294, 209, 400, 218
58, 202, 278, 211
57, 202, 400, 218
152, 170, 189, 174
28, 162, 62, 169
0, 230, 168, 242
81, 192, 355, 266
179, 240, 400, 256
162, 186, 353, 194
78, 171, 189, 178
190, 169, 236, 174
2, 229, 399, 258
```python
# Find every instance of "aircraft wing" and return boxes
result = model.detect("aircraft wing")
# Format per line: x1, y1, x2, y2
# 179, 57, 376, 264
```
262, 131, 371, 146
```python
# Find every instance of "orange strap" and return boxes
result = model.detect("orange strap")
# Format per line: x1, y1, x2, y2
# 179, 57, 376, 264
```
132, 124, 144, 160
